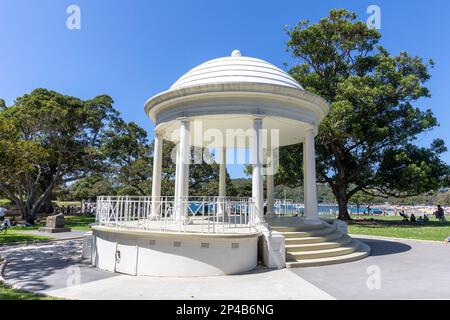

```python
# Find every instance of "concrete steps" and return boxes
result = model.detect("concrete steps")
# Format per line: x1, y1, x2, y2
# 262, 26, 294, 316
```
283, 232, 344, 244
278, 227, 336, 238
285, 246, 370, 268
285, 235, 352, 251
271, 221, 370, 268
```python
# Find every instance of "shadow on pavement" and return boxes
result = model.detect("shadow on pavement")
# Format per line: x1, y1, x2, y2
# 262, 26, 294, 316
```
2, 240, 116, 292
358, 238, 412, 256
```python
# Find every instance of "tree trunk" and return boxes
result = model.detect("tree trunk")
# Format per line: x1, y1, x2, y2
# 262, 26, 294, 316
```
332, 184, 352, 220
337, 197, 351, 220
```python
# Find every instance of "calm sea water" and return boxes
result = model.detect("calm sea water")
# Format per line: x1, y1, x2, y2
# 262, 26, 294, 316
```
187, 202, 393, 215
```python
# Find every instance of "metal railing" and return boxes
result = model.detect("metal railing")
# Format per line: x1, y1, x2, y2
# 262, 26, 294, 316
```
95, 196, 256, 234
273, 200, 338, 220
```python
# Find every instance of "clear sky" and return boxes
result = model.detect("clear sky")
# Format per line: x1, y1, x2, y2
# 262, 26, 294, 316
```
1, 0, 449, 178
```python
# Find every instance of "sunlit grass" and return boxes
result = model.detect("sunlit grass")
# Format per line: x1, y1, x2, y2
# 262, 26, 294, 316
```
0, 283, 62, 300
0, 215, 95, 244
348, 214, 450, 241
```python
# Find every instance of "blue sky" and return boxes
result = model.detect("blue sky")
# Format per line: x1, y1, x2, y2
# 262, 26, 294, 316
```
1, 0, 449, 178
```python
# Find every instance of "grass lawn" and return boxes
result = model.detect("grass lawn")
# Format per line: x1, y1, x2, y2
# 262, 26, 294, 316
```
348, 214, 450, 241
0, 282, 61, 300
0, 215, 95, 245
0, 230, 52, 244
64, 215, 95, 231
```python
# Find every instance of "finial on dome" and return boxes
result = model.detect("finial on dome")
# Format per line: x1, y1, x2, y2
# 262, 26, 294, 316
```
231, 50, 242, 57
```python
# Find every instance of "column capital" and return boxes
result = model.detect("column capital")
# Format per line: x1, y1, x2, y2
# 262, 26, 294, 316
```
304, 124, 318, 136
154, 130, 164, 138
251, 114, 264, 122
177, 117, 190, 125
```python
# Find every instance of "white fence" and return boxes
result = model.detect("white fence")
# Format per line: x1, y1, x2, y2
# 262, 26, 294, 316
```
95, 196, 256, 234
273, 200, 338, 220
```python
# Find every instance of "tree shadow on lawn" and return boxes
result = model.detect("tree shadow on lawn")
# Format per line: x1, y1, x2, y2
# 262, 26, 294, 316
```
349, 219, 450, 229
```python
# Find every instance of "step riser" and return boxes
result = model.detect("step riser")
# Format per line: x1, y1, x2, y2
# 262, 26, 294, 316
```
284, 233, 343, 244
286, 244, 357, 260
271, 225, 326, 232
281, 228, 336, 238
286, 251, 370, 268
285, 237, 352, 251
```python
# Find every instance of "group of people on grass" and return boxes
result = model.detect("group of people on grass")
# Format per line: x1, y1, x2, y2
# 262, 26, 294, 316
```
399, 211, 430, 223
397, 205, 447, 224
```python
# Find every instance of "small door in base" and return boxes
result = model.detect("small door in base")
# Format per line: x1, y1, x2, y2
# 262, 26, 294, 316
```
115, 238, 137, 275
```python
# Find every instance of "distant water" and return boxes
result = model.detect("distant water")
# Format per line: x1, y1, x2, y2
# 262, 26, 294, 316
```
187, 202, 395, 215
318, 205, 393, 215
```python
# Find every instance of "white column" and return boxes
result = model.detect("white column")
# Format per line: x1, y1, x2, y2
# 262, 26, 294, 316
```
219, 147, 226, 197
265, 131, 276, 215
303, 127, 320, 224
218, 146, 226, 215
302, 140, 308, 217
266, 169, 275, 215
151, 132, 163, 217
175, 118, 190, 221
174, 144, 180, 201
252, 116, 264, 223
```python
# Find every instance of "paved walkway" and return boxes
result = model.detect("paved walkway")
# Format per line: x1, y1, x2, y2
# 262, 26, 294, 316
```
0, 240, 332, 300
13, 230, 88, 240
1, 236, 450, 299
291, 235, 450, 299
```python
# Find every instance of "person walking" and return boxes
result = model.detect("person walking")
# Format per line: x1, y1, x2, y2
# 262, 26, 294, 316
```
436, 205, 446, 223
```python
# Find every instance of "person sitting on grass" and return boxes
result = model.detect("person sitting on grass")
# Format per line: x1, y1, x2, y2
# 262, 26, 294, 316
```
410, 214, 416, 223
423, 214, 430, 223
0, 218, 11, 234
400, 211, 409, 222
0, 206, 6, 221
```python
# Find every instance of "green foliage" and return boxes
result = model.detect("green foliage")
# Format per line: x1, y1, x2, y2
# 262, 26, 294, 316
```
0, 283, 61, 300
116, 185, 142, 196
63, 175, 113, 200
102, 120, 152, 195
229, 178, 252, 197
158, 143, 224, 197
0, 89, 118, 223
280, 9, 450, 219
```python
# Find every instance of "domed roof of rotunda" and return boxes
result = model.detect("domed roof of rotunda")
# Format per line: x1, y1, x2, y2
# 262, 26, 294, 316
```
169, 50, 303, 91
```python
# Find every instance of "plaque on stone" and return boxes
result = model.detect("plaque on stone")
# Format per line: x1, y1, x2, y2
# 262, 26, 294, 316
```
39, 213, 72, 233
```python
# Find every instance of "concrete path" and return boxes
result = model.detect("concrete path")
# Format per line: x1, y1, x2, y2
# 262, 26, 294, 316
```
2, 235, 450, 300
291, 235, 450, 300
0, 240, 333, 300
12, 229, 87, 241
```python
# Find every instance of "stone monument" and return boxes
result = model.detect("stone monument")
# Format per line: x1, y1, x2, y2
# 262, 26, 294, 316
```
39, 213, 72, 233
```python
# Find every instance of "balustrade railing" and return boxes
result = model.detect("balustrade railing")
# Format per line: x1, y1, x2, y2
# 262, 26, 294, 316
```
95, 196, 256, 234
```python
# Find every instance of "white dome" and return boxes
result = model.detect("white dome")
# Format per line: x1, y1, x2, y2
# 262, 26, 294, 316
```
170, 50, 303, 91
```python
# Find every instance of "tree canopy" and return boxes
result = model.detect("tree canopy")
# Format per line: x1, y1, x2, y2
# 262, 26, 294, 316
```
279, 9, 449, 219
0, 89, 231, 222
0, 89, 118, 223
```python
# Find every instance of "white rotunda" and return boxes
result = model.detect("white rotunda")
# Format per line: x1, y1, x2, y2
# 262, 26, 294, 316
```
90, 50, 370, 276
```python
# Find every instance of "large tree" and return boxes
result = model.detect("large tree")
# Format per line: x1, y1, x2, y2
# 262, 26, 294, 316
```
102, 120, 152, 195
278, 9, 449, 220
0, 89, 117, 223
